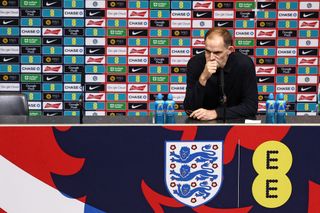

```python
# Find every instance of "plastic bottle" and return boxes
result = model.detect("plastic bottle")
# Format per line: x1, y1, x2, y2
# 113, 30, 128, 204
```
154, 93, 165, 124
276, 93, 286, 123
165, 94, 175, 123
265, 93, 276, 123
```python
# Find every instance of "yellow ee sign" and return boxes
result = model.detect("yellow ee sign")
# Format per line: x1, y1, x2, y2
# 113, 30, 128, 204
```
252, 140, 292, 208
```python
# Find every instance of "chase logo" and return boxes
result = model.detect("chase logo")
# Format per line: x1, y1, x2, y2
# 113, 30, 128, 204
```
277, 48, 297, 56
278, 11, 298, 19
128, 19, 148, 28
165, 141, 223, 207
171, 10, 191, 18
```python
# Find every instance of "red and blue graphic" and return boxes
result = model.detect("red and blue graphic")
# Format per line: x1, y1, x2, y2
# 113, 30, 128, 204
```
1, 125, 320, 212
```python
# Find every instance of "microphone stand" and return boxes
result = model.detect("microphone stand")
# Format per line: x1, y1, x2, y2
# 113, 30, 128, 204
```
219, 69, 227, 123
79, 69, 85, 124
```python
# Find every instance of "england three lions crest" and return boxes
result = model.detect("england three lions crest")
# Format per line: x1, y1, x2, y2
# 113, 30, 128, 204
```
165, 141, 223, 207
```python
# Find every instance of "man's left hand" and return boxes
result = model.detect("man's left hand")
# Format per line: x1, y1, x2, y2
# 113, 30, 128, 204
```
189, 108, 217, 120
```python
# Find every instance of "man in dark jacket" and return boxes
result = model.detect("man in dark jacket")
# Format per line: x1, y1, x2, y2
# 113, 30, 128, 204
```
184, 28, 258, 120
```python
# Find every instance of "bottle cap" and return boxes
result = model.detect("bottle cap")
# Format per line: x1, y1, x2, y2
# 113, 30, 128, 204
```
167, 93, 173, 100
278, 93, 284, 100
268, 93, 274, 100
156, 93, 163, 100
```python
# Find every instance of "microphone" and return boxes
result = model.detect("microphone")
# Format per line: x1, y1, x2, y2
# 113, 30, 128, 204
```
79, 94, 83, 124
219, 69, 227, 123
79, 68, 85, 124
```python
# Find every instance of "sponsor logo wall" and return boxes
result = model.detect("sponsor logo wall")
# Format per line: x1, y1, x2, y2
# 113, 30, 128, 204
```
0, 0, 319, 116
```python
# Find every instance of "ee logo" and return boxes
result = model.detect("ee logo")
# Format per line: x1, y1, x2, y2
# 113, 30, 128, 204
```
252, 141, 292, 208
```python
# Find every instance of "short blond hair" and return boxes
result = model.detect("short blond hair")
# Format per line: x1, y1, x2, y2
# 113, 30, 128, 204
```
204, 28, 233, 47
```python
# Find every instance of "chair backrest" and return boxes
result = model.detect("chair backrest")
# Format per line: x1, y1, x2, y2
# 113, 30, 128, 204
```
0, 94, 29, 115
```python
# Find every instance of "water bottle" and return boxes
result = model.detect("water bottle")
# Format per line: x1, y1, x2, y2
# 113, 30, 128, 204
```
276, 93, 286, 123
265, 93, 276, 123
154, 93, 165, 124
165, 93, 175, 123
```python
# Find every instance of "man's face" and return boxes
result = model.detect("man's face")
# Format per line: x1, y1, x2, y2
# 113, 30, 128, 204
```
204, 34, 234, 68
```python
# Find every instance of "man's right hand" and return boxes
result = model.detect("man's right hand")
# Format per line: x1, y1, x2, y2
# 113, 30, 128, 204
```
199, 60, 218, 86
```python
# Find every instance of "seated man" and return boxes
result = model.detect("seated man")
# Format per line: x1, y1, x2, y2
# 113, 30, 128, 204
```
184, 28, 258, 120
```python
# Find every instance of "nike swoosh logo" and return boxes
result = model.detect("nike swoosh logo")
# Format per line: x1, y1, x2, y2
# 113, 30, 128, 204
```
132, 31, 143, 35
89, 86, 100, 90
303, 13, 314, 18
259, 41, 271, 45
261, 3, 272, 8
47, 113, 58, 116
46, 1, 56, 6
89, 11, 100, 16
131, 104, 143, 109
217, 22, 228, 27
302, 50, 313, 55
3, 20, 14, 25
196, 12, 207, 17
46, 76, 58, 81
89, 49, 100, 53
196, 50, 205, 54
3, 57, 14, 62
131, 68, 143, 72
46, 39, 57, 44
259, 78, 270, 82
301, 87, 311, 91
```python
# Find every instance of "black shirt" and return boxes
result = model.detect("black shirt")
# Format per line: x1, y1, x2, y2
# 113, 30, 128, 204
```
183, 52, 258, 119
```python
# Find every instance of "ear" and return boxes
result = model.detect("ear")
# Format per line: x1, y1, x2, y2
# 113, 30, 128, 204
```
227, 46, 235, 54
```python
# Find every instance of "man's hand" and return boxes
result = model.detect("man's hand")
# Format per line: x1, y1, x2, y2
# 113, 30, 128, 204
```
189, 108, 217, 120
199, 60, 218, 86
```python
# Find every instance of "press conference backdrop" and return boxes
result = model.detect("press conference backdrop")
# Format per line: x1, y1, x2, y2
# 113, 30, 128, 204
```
0, 1, 319, 116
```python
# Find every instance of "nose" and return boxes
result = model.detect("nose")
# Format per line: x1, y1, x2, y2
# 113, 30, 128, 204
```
210, 52, 215, 60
